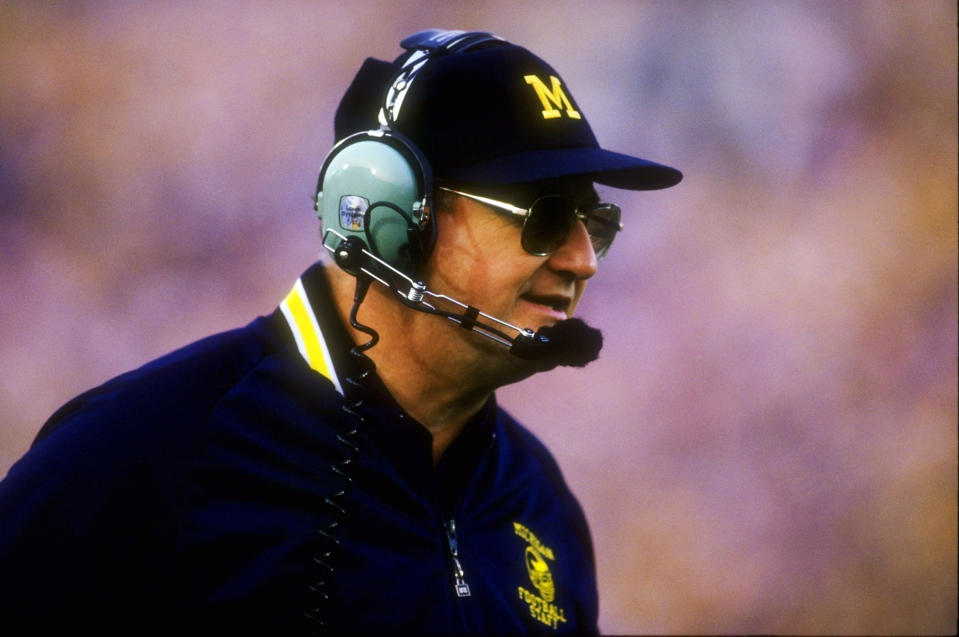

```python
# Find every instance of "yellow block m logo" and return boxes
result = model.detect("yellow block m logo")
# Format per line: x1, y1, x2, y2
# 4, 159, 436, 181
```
524, 74, 581, 120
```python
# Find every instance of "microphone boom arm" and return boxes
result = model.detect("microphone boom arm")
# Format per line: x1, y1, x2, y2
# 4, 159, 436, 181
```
323, 228, 537, 350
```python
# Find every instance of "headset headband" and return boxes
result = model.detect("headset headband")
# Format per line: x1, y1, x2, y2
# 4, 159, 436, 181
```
379, 29, 507, 127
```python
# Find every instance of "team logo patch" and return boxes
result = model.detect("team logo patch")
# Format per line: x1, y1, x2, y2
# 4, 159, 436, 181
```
338, 195, 368, 230
514, 521, 567, 629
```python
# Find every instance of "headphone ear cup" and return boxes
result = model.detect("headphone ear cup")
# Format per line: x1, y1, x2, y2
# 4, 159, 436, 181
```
316, 131, 433, 274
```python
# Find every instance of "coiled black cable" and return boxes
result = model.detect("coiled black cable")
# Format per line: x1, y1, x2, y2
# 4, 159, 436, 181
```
304, 274, 377, 629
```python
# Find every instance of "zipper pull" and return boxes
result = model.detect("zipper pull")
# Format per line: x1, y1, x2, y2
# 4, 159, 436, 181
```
445, 519, 471, 598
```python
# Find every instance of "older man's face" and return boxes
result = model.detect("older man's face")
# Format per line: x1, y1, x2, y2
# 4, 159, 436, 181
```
419, 181, 600, 370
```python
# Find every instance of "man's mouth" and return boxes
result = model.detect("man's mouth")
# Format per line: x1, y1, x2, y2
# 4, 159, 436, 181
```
520, 293, 571, 315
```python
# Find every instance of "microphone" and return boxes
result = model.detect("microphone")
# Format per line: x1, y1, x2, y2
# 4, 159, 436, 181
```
509, 318, 602, 368
327, 231, 603, 367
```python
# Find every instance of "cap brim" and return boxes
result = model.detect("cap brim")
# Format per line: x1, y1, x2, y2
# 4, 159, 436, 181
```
439, 146, 683, 191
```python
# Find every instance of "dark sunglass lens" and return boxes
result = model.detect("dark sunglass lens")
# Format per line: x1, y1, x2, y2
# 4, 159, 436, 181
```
522, 196, 578, 255
585, 204, 621, 258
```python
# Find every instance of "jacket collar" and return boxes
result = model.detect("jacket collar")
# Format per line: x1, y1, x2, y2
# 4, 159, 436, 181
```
276, 261, 499, 486
278, 261, 397, 406
277, 261, 347, 395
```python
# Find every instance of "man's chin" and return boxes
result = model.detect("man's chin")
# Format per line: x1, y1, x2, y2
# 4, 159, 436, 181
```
439, 312, 603, 386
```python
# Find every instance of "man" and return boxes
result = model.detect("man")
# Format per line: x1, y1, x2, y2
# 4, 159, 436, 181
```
0, 30, 681, 633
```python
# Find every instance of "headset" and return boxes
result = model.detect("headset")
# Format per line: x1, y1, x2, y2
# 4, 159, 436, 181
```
314, 29, 506, 276
315, 128, 433, 276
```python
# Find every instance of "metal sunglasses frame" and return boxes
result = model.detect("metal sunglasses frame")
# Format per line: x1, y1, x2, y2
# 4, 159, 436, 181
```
436, 186, 623, 258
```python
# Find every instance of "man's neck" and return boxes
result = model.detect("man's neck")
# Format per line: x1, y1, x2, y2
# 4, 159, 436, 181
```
326, 266, 495, 464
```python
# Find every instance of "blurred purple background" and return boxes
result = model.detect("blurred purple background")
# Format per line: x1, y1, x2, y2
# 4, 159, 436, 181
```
1, 1, 955, 634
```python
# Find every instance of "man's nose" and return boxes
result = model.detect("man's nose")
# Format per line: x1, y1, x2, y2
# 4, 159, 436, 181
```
545, 220, 598, 280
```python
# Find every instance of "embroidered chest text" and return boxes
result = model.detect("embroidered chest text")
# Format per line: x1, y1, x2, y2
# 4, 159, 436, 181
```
514, 521, 567, 629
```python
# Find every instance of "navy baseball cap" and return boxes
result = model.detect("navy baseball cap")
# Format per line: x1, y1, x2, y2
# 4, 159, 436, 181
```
334, 29, 682, 191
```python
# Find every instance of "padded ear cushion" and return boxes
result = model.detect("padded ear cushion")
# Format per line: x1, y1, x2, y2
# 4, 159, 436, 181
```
316, 130, 434, 272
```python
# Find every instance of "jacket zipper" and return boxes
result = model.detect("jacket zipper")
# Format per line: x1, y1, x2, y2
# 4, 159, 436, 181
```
445, 519, 471, 597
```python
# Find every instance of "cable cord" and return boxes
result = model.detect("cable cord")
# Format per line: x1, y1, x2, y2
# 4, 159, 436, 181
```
363, 200, 432, 269
304, 275, 378, 629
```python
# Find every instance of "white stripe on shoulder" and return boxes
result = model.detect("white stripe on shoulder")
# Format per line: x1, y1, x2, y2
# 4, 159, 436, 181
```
279, 278, 343, 395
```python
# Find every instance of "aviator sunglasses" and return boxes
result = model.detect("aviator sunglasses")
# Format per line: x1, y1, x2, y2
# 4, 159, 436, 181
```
437, 186, 623, 259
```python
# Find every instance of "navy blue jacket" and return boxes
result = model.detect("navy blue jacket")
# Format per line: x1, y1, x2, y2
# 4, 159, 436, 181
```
0, 263, 598, 634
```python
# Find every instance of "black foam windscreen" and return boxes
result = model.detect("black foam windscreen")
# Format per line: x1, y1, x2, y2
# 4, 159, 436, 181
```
510, 318, 603, 369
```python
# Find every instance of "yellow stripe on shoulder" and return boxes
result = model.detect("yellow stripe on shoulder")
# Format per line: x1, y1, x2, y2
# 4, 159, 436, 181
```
279, 278, 343, 394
